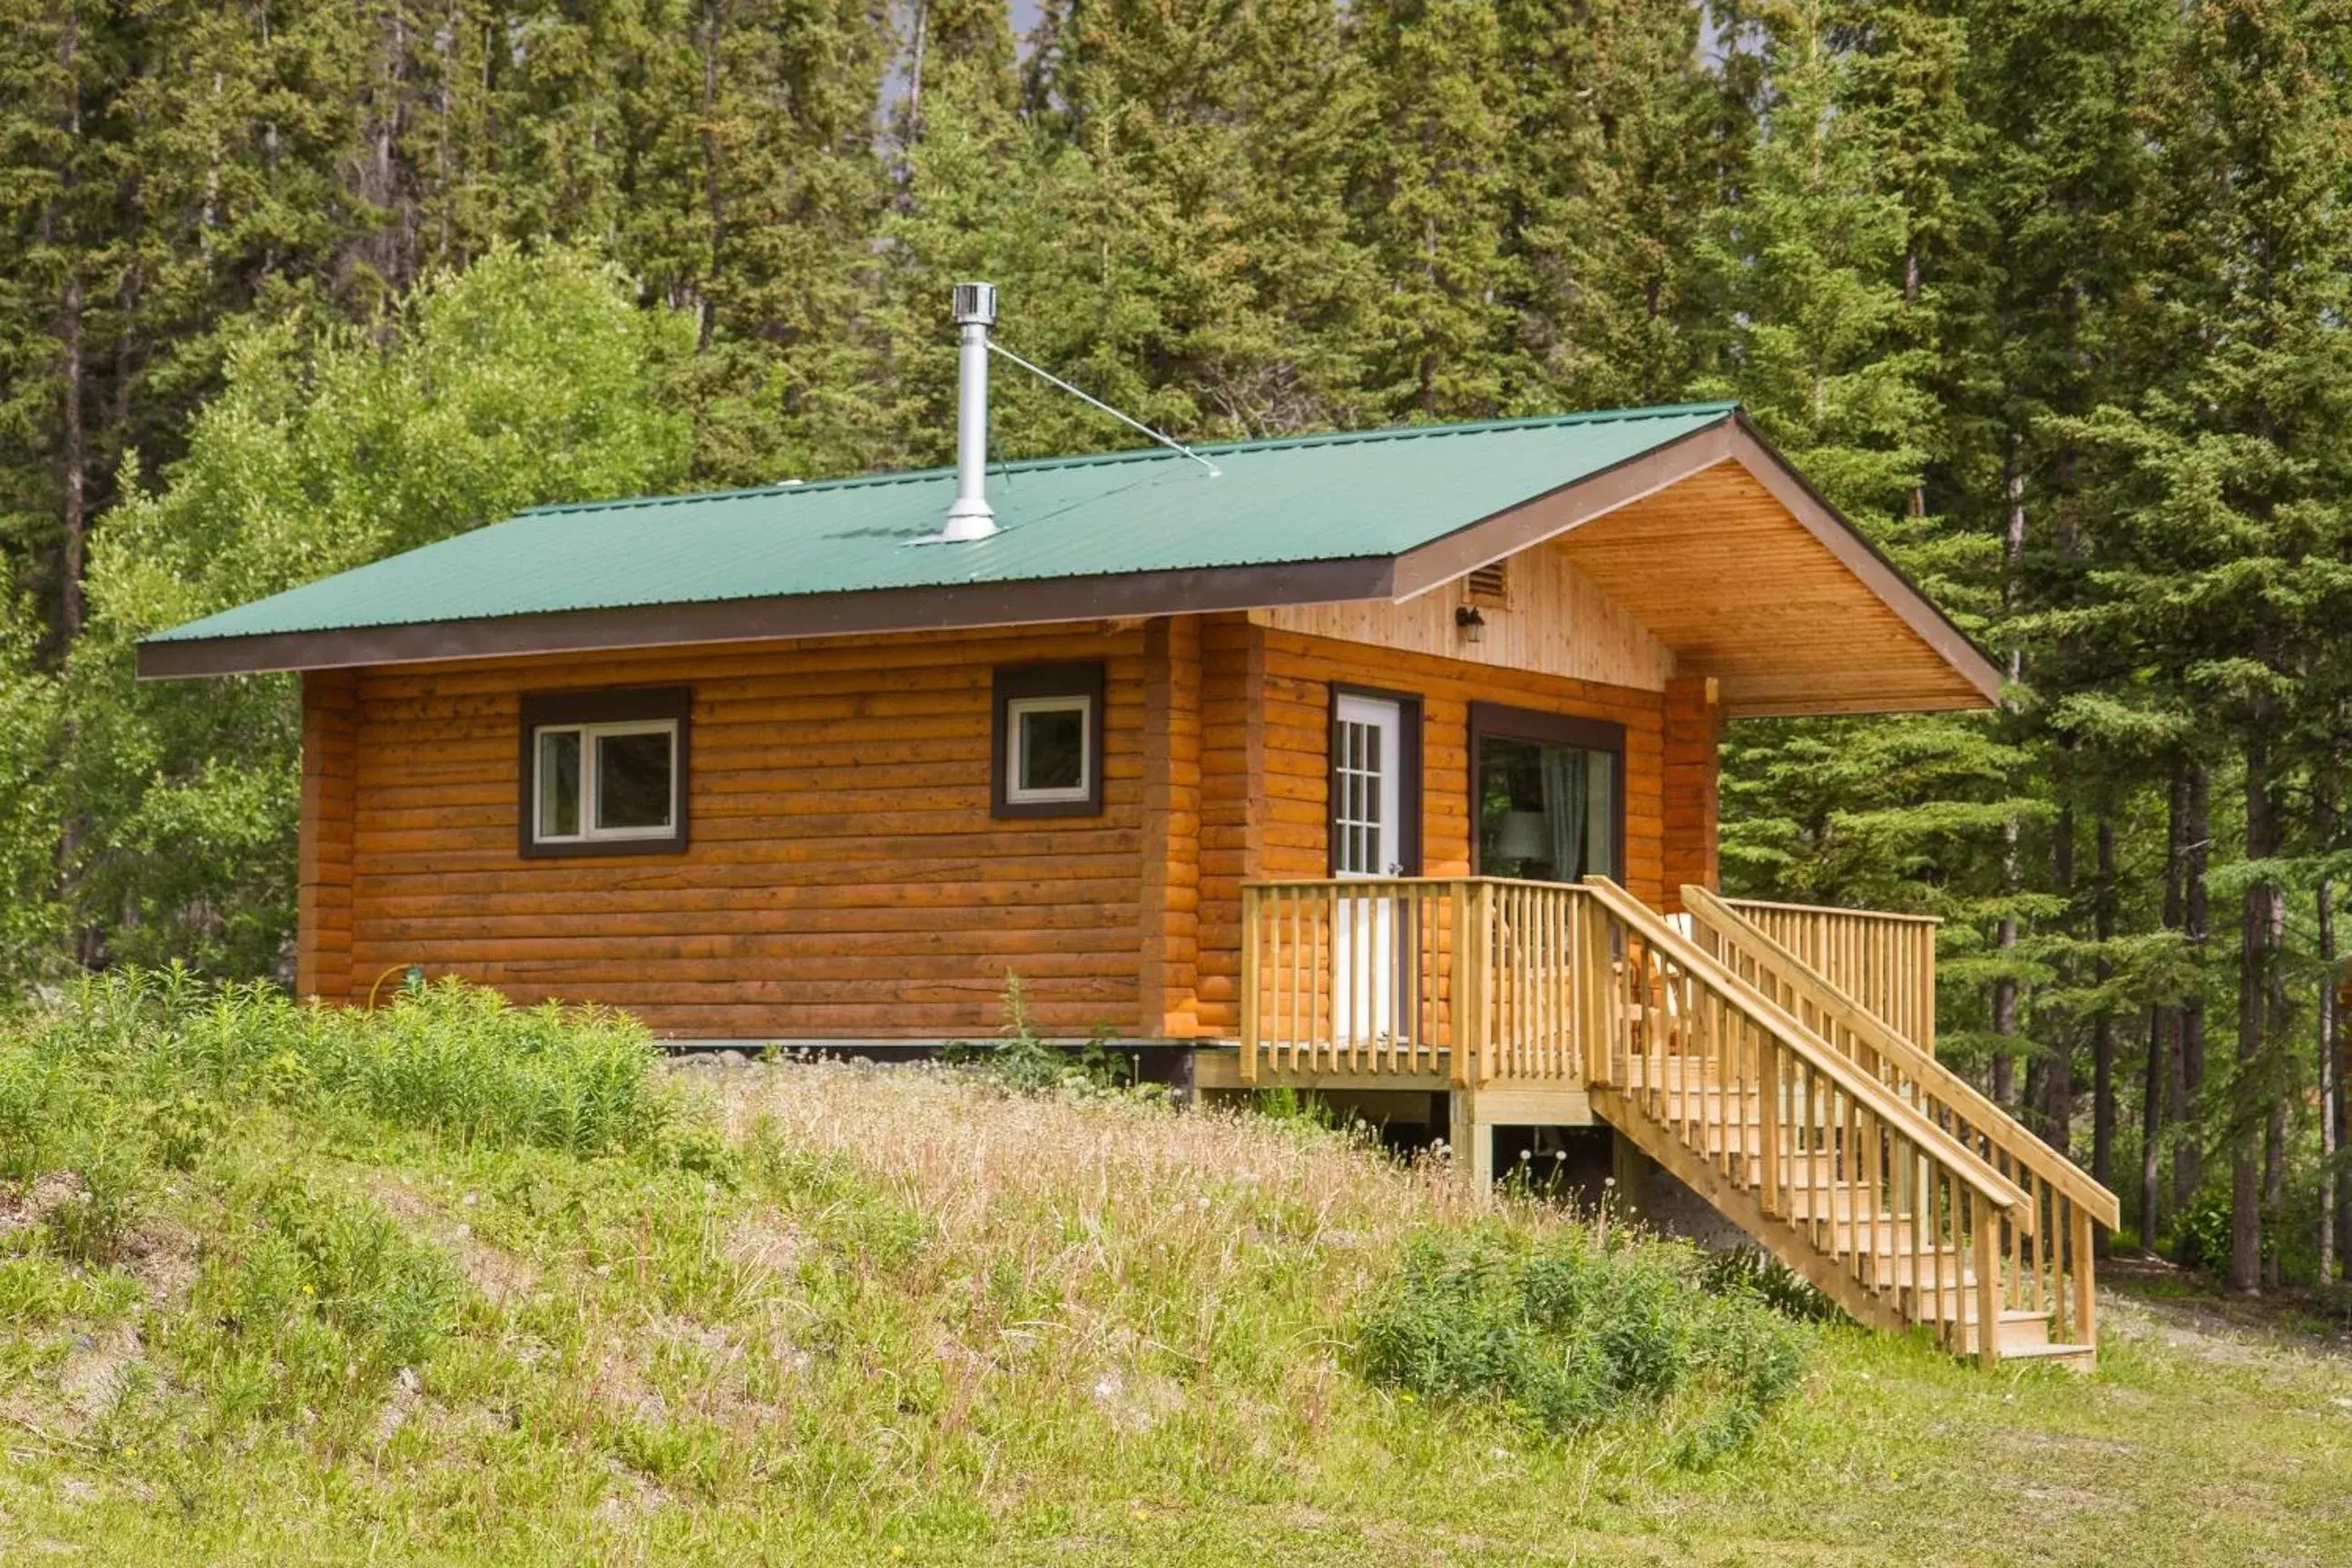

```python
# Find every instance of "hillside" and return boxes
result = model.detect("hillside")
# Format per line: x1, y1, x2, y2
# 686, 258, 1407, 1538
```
2, 981, 2349, 1564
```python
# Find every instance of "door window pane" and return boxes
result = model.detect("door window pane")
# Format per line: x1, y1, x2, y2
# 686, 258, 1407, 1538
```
1334, 718, 1388, 874
595, 729, 675, 831
1476, 735, 1615, 881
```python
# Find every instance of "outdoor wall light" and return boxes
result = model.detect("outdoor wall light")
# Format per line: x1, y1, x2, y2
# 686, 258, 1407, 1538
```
1455, 604, 1486, 643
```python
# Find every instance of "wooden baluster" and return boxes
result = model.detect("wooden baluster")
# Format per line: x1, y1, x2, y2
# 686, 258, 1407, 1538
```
1818, 1072, 1836, 1258
1907, 1142, 1927, 1331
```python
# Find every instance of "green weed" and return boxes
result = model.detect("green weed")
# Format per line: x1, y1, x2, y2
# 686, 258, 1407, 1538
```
1356, 1222, 1808, 1463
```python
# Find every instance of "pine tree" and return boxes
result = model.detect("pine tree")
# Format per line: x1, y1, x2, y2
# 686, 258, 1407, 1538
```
1347, 0, 1518, 419
2066, 0, 2352, 1288
1494, 0, 1730, 409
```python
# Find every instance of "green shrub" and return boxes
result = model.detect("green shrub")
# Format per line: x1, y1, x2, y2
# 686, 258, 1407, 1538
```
304, 980, 670, 1154
5, 968, 673, 1159
2166, 1189, 2234, 1272
1357, 1224, 1807, 1463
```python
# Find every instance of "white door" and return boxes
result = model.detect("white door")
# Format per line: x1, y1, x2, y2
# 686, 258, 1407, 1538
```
1332, 694, 1404, 1043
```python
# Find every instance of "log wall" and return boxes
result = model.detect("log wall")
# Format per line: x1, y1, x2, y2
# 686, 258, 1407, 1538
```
299, 613, 1694, 1042
320, 623, 1149, 1039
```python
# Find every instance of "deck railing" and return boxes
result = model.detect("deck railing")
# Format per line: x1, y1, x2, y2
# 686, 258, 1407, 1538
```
1684, 885, 2118, 1348
1719, 896, 1940, 1057
1582, 878, 2028, 1362
1238, 873, 2076, 1363
1239, 877, 1593, 1085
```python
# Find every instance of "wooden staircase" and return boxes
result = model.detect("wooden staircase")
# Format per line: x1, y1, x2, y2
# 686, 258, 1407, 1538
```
1577, 879, 2113, 1367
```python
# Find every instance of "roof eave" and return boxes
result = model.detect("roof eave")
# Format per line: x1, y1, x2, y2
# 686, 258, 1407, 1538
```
1721, 413, 2003, 707
136, 407, 2004, 718
134, 556, 1402, 681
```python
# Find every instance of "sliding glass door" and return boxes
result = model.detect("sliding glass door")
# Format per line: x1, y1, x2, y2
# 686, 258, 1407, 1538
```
1470, 703, 1622, 884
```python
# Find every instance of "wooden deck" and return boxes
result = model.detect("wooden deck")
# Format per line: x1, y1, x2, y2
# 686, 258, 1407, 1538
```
1231, 874, 2117, 1367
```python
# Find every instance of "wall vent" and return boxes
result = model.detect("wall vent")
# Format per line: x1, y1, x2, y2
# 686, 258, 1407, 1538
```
1464, 560, 1511, 606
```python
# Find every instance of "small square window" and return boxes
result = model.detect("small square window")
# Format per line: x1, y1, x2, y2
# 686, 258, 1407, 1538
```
520, 689, 690, 857
993, 662, 1105, 818
1007, 696, 1091, 803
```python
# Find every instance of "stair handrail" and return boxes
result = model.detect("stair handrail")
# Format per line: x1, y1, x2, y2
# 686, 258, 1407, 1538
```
1581, 877, 2030, 1221
1681, 885, 2121, 1231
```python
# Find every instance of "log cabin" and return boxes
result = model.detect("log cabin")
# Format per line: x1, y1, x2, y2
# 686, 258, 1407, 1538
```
141, 295, 2115, 1364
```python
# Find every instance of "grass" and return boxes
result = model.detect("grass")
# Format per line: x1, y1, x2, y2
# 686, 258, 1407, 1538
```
1, 974, 2349, 1563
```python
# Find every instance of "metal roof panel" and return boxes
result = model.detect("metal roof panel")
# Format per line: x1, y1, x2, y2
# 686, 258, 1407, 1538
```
146, 404, 1739, 644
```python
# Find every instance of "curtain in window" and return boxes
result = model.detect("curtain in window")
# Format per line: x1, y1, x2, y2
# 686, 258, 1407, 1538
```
1541, 745, 1588, 880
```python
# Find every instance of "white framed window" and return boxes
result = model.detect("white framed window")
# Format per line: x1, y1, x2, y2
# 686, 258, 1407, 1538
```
520, 688, 691, 857
992, 662, 1104, 818
534, 720, 680, 843
1004, 694, 1093, 806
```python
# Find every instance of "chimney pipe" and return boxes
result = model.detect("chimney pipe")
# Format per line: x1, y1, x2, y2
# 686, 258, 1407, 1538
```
942, 281, 999, 542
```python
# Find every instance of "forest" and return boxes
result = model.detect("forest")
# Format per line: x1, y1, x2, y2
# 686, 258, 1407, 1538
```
1, 0, 2347, 1297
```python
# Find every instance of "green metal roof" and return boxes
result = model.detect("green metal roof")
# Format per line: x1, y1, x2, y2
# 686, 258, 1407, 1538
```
145, 402, 1739, 647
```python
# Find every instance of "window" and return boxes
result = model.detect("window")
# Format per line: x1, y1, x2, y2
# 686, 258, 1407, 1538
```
993, 662, 1104, 818
519, 688, 691, 857
1468, 702, 1622, 884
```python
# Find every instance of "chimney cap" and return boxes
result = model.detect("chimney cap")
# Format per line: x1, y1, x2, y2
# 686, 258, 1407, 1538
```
952, 280, 998, 328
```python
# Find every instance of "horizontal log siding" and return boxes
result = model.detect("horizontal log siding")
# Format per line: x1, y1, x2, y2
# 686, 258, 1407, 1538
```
1192, 613, 1263, 1034
1191, 622, 1671, 1034
1661, 675, 1721, 912
1255, 628, 1667, 895
297, 669, 359, 1004
344, 624, 1149, 1039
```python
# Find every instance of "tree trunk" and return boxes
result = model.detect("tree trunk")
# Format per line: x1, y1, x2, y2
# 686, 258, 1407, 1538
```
1992, 442, 2026, 1111
2145, 764, 2189, 1250
2175, 763, 2210, 1220
2319, 876, 2337, 1284
58, 273, 86, 643
2092, 815, 2118, 1219
698, 0, 726, 350
2230, 745, 2277, 1294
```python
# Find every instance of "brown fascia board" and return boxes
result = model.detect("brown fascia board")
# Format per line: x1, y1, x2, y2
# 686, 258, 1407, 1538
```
134, 556, 1401, 680
1387, 412, 2004, 710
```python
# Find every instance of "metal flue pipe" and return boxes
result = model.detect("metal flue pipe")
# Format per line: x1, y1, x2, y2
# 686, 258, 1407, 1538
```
941, 281, 999, 542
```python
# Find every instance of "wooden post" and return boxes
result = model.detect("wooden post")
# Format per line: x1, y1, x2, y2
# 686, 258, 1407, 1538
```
1449, 880, 1471, 1087
1975, 1210, 2004, 1367
1449, 1084, 1491, 1196
1461, 880, 1493, 1087
1239, 885, 1260, 1085
1581, 896, 1611, 1086
2070, 1202, 2098, 1356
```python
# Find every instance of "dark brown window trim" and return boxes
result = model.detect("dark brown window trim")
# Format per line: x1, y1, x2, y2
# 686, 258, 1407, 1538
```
517, 685, 692, 858
1467, 700, 1625, 880
1328, 682, 1425, 877
992, 661, 1106, 819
